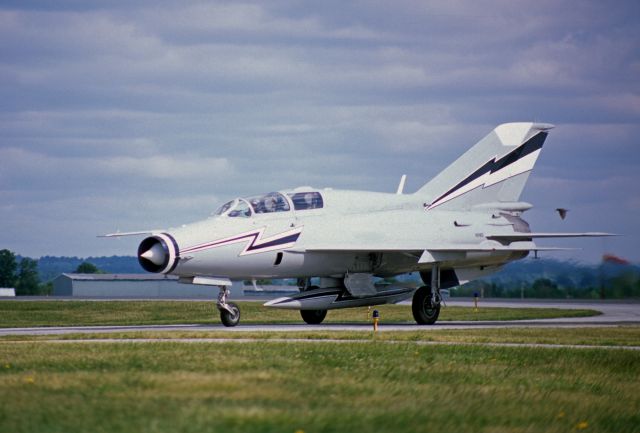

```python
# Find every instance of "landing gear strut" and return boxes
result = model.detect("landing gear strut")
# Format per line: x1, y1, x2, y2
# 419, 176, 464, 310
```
412, 264, 442, 325
217, 285, 240, 327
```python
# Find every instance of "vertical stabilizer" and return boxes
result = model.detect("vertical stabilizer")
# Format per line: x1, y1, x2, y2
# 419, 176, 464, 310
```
415, 122, 553, 210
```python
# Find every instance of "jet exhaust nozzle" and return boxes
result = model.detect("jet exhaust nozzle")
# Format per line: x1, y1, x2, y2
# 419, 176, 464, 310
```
137, 233, 179, 274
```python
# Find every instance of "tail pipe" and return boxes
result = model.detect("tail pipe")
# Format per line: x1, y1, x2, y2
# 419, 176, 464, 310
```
137, 233, 180, 274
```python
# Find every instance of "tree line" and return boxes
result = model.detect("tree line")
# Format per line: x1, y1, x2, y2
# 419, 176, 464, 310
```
0, 249, 102, 296
2, 248, 639, 298
0, 249, 42, 295
454, 274, 640, 299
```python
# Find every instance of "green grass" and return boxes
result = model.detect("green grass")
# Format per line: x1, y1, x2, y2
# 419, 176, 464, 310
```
1, 338, 638, 433
6, 326, 640, 348
0, 300, 599, 328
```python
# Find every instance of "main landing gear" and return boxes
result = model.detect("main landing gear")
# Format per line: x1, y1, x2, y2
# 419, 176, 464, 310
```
411, 285, 441, 324
300, 309, 328, 324
297, 284, 328, 324
217, 285, 240, 327
411, 264, 443, 325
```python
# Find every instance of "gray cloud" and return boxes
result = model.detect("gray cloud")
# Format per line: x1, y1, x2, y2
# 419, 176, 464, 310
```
0, 0, 638, 262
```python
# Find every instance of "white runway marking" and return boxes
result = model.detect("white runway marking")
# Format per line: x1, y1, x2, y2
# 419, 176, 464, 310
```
0, 321, 637, 337
5, 337, 639, 351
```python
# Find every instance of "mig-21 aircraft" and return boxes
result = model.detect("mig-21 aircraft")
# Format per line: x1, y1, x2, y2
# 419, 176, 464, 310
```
103, 122, 612, 327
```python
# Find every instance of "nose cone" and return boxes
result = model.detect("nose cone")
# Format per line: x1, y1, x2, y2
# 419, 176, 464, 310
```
141, 242, 167, 266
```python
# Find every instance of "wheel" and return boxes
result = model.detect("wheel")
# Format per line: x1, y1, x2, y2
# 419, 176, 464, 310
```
219, 302, 241, 327
300, 309, 327, 324
412, 285, 441, 325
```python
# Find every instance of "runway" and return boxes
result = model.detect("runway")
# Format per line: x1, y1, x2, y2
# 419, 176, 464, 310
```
0, 300, 637, 337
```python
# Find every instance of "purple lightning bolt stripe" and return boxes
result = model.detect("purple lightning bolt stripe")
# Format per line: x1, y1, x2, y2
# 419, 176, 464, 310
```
181, 226, 303, 256
427, 132, 547, 210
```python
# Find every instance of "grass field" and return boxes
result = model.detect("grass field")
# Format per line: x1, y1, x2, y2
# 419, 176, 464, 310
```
0, 301, 637, 433
0, 300, 599, 328
1, 332, 639, 433
6, 326, 640, 348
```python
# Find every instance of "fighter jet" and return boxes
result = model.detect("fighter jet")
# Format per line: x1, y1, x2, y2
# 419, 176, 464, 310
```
103, 122, 612, 327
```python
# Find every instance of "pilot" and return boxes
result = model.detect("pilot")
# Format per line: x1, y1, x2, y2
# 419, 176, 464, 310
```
304, 193, 315, 209
251, 199, 263, 214
264, 196, 276, 212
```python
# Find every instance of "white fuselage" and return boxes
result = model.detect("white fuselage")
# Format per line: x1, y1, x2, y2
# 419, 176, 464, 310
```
110, 123, 610, 325
149, 188, 526, 282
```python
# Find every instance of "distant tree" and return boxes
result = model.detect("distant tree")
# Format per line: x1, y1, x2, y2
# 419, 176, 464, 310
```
38, 281, 53, 296
530, 278, 564, 298
556, 275, 576, 290
608, 271, 640, 298
485, 282, 504, 298
75, 262, 101, 274
15, 258, 40, 295
0, 249, 18, 288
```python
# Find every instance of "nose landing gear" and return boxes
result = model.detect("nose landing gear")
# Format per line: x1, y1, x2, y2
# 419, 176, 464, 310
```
185, 276, 242, 327
217, 285, 241, 327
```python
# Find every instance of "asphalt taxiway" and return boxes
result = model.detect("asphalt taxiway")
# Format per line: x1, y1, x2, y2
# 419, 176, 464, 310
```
0, 300, 637, 337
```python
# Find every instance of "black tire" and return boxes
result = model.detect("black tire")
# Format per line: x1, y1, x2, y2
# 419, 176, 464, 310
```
412, 285, 441, 325
300, 309, 327, 325
219, 302, 241, 327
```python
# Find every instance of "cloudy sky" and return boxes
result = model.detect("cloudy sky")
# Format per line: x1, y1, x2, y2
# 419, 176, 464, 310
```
1, 0, 638, 263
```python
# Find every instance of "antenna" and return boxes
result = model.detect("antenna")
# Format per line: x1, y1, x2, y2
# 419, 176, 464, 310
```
396, 174, 407, 195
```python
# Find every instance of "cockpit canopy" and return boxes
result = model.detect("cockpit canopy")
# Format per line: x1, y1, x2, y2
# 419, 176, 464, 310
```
247, 192, 290, 214
214, 191, 323, 218
289, 191, 323, 210
213, 198, 252, 218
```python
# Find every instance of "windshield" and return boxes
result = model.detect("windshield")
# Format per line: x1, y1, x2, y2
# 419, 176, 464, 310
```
246, 192, 291, 214
213, 199, 252, 218
214, 200, 235, 216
